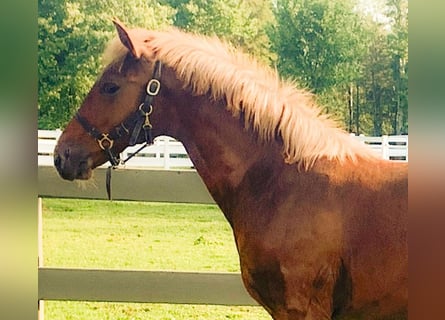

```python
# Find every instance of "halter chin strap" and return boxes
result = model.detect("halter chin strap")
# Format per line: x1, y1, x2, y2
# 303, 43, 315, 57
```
74, 60, 162, 199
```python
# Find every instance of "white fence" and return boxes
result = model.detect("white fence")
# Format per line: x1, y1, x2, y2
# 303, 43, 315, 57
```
38, 130, 408, 168
351, 133, 408, 161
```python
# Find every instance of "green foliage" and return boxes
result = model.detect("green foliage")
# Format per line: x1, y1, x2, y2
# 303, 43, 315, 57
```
350, 0, 408, 135
166, 0, 276, 63
385, 0, 408, 134
38, 0, 407, 135
270, 0, 363, 93
269, 0, 408, 135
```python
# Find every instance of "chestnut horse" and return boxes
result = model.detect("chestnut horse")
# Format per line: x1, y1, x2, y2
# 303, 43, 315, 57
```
54, 20, 407, 319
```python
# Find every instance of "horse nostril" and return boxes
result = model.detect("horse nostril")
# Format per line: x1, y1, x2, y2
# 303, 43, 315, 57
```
64, 148, 71, 160
54, 154, 62, 169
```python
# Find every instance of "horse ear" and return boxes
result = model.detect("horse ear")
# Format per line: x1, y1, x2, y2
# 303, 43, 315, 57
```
112, 18, 155, 60
112, 18, 137, 57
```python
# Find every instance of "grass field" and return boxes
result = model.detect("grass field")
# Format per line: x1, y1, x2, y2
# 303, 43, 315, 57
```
41, 198, 271, 319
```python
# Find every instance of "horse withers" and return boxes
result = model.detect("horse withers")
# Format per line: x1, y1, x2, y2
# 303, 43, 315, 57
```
54, 20, 408, 319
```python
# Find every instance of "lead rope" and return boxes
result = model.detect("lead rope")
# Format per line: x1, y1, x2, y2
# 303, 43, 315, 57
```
106, 142, 150, 200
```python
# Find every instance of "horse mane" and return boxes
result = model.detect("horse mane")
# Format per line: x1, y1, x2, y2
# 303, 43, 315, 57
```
103, 28, 379, 169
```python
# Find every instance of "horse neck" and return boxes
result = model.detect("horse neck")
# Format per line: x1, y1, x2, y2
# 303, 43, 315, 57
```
165, 94, 284, 219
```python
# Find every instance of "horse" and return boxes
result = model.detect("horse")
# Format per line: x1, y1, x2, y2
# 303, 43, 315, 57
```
53, 19, 407, 320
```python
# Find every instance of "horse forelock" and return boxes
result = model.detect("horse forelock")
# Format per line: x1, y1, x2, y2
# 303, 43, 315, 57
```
102, 37, 128, 68
102, 29, 379, 169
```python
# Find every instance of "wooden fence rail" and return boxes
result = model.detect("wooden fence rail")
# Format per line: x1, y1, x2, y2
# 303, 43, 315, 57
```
38, 267, 257, 306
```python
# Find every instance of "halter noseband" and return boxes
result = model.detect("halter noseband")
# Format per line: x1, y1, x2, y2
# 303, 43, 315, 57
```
75, 60, 162, 167
75, 61, 162, 200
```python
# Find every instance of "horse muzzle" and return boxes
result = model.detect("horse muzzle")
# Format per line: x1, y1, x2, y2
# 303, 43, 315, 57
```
54, 143, 94, 181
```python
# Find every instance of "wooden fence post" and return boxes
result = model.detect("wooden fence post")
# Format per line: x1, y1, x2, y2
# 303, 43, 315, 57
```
163, 137, 171, 170
38, 197, 44, 320
381, 135, 389, 160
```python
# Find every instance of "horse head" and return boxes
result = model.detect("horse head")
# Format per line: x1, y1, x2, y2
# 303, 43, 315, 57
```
54, 19, 177, 180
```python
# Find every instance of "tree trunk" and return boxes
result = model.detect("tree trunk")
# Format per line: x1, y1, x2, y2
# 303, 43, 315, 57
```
392, 55, 401, 135
348, 84, 353, 133
371, 71, 382, 136
354, 84, 360, 135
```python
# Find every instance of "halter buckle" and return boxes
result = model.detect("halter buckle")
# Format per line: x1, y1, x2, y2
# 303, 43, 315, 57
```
146, 79, 161, 96
97, 133, 114, 150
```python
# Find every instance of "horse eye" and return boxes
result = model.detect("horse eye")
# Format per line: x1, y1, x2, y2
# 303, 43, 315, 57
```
101, 82, 120, 95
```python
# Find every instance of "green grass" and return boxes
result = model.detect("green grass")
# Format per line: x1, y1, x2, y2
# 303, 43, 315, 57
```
41, 198, 271, 319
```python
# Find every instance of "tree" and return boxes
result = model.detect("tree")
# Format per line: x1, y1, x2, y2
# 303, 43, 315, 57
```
164, 0, 276, 63
351, 0, 408, 135
269, 0, 369, 127
270, 0, 365, 91
269, 0, 408, 135
385, 0, 408, 134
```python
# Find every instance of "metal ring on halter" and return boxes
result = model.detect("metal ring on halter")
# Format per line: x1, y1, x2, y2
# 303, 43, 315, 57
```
139, 103, 153, 115
146, 79, 161, 96
97, 133, 114, 150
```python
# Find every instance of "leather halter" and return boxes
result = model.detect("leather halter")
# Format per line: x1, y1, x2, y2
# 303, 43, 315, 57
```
75, 60, 162, 167
75, 60, 162, 199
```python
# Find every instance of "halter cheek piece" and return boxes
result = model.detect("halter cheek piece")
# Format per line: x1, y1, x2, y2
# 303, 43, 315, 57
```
75, 60, 162, 199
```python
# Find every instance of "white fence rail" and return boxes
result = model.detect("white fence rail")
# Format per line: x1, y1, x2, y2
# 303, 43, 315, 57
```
38, 130, 408, 168
38, 130, 194, 169
351, 133, 408, 161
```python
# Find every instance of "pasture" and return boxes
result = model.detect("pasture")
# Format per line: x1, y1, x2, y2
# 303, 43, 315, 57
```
41, 198, 271, 319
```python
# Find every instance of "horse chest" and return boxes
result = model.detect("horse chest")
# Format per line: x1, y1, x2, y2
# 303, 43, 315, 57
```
229, 199, 348, 317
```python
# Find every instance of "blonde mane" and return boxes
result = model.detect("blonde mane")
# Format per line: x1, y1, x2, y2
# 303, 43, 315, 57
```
103, 29, 378, 169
